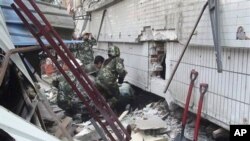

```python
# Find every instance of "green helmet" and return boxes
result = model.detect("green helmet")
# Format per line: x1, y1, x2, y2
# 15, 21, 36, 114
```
108, 45, 120, 57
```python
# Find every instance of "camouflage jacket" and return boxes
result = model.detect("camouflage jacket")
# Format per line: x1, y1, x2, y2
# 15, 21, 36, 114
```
75, 38, 97, 66
56, 72, 86, 112
96, 57, 126, 89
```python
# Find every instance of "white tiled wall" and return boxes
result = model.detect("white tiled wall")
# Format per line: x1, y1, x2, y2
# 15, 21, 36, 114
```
168, 44, 250, 129
87, 0, 250, 130
89, 0, 250, 47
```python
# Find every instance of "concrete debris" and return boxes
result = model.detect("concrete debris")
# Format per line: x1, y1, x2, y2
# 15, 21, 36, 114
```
121, 101, 174, 141
55, 117, 73, 138
68, 101, 172, 141
139, 27, 177, 42
131, 131, 169, 141
212, 128, 229, 139
38, 73, 219, 141
135, 116, 167, 130
73, 121, 100, 141
184, 125, 210, 141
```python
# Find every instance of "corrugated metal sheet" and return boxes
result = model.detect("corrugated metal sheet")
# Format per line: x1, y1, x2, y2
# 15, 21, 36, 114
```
168, 43, 250, 130
0, 0, 75, 46
1, 0, 74, 28
0, 7, 34, 86
0, 106, 60, 141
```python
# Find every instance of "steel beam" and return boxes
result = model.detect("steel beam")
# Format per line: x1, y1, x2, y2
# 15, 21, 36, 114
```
209, 0, 223, 73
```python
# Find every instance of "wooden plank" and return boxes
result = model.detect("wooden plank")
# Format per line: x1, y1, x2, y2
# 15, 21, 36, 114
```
55, 117, 72, 138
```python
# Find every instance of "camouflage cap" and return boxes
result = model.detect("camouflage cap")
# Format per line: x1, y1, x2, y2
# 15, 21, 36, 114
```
108, 45, 120, 57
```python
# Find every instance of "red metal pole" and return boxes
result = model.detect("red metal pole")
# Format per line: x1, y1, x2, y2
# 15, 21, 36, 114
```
180, 69, 198, 139
193, 83, 208, 141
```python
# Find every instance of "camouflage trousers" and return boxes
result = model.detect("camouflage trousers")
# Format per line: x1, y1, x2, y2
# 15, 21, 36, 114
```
95, 82, 120, 109
57, 97, 85, 115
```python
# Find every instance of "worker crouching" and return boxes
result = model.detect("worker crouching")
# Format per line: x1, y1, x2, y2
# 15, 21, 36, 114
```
96, 45, 129, 112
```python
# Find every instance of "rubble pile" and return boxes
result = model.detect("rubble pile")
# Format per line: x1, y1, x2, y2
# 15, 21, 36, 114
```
37, 80, 80, 140
121, 101, 179, 141
38, 74, 221, 141
69, 100, 179, 141
72, 100, 223, 141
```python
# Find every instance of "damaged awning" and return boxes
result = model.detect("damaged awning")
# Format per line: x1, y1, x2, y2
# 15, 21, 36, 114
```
0, 7, 34, 86
0, 0, 76, 46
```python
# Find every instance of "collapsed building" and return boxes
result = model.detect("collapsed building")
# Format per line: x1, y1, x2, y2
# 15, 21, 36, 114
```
74, 0, 250, 130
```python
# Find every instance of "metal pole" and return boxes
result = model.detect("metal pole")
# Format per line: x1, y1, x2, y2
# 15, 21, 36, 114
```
209, 0, 222, 72
97, 9, 107, 41
164, 1, 208, 93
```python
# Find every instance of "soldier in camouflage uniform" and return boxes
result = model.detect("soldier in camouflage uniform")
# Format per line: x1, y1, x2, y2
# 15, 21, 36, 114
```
96, 45, 127, 109
75, 32, 97, 66
84, 55, 104, 77
56, 60, 90, 122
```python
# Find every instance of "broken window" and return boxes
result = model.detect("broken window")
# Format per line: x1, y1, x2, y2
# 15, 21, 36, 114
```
149, 41, 166, 79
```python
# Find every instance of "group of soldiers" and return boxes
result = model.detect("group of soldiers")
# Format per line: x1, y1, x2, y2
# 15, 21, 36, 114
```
56, 31, 131, 122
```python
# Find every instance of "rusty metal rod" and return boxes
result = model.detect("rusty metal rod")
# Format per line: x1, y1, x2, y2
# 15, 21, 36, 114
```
164, 1, 208, 93
0, 46, 41, 87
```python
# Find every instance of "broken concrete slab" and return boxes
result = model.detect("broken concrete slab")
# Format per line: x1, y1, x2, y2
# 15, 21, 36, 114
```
73, 123, 100, 141
55, 117, 73, 138
135, 115, 167, 130
131, 131, 169, 141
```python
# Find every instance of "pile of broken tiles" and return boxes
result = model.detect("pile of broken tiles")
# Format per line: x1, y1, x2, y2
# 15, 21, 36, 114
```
121, 101, 181, 141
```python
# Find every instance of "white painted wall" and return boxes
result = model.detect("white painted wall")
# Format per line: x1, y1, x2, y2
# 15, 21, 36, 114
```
167, 44, 250, 129
89, 0, 250, 46
83, 0, 250, 130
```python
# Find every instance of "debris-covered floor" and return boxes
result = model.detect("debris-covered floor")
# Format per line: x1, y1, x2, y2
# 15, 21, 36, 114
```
38, 75, 229, 141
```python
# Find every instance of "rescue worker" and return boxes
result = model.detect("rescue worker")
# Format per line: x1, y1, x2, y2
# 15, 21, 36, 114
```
95, 45, 127, 109
84, 55, 105, 77
76, 31, 97, 66
56, 59, 89, 122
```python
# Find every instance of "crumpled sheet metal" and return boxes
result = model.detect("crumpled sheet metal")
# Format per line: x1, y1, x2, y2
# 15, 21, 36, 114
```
0, 8, 34, 86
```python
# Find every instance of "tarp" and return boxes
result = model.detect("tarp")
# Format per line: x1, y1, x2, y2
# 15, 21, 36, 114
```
0, 7, 34, 86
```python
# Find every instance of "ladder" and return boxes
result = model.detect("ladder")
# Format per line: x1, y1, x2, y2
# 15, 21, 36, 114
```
11, 0, 131, 140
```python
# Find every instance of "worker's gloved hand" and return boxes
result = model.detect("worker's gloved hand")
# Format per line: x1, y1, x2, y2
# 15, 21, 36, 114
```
118, 76, 124, 84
